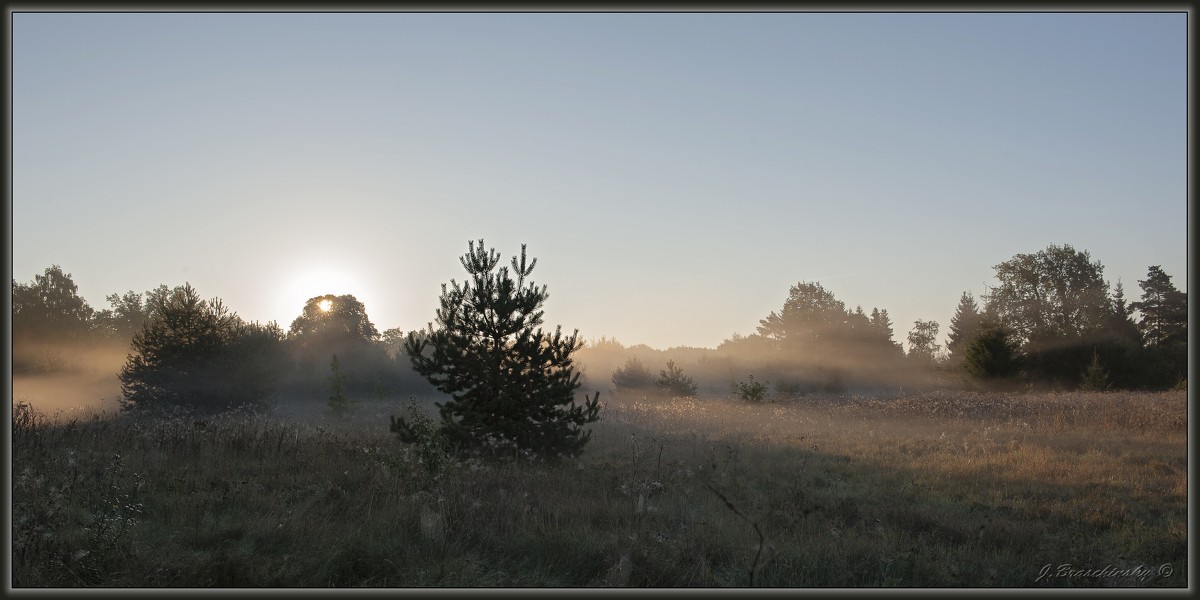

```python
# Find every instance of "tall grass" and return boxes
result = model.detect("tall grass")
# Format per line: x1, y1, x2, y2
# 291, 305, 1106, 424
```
10, 389, 1188, 587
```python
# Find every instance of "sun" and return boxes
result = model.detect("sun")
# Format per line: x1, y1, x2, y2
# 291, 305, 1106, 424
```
318, 299, 333, 312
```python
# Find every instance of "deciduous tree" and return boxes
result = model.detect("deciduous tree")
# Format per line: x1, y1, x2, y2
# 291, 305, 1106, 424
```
985, 244, 1111, 344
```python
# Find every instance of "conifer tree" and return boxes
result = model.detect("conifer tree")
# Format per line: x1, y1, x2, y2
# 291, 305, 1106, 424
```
964, 320, 1021, 380
611, 356, 655, 392
394, 240, 600, 458
1130, 266, 1188, 347
1105, 280, 1143, 344
655, 360, 698, 397
945, 291, 983, 364
1078, 350, 1111, 391
869, 308, 895, 344
119, 283, 283, 415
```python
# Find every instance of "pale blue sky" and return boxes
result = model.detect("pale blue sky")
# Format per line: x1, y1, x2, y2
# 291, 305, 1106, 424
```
12, 12, 1188, 350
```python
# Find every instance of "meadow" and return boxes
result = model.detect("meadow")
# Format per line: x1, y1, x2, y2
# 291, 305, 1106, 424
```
10, 388, 1188, 588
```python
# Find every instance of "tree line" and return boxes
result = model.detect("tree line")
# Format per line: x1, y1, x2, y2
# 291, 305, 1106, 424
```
11, 266, 436, 413
10, 241, 1188, 457
588, 244, 1186, 398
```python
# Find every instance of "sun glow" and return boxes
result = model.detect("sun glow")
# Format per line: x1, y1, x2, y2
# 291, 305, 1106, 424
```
278, 264, 374, 325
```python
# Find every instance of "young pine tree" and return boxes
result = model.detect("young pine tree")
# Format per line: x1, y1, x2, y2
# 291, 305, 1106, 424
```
964, 321, 1022, 380
611, 356, 655, 392
655, 360, 698, 397
395, 240, 601, 458
1078, 350, 1111, 392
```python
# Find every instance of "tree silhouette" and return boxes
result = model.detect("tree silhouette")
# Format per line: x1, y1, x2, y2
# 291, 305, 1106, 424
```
656, 360, 698, 397
945, 291, 983, 366
93, 290, 151, 341
394, 240, 600, 458
906, 320, 941, 365
11, 265, 95, 342
611, 356, 655, 392
756, 281, 848, 351
985, 244, 1111, 344
289, 294, 380, 342
119, 283, 283, 415
1130, 266, 1187, 347
286, 293, 387, 396
964, 320, 1021, 380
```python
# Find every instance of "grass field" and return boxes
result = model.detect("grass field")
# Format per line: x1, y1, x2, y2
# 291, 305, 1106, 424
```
10, 389, 1189, 587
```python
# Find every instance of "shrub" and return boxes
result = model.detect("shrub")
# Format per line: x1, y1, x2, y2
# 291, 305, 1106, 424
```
735, 375, 769, 403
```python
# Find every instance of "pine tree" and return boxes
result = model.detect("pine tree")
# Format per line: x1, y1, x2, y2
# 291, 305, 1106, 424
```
945, 291, 983, 364
655, 360, 698, 397
869, 308, 895, 343
1105, 280, 1143, 344
119, 283, 283, 415
1078, 350, 1111, 391
964, 321, 1021, 380
1131, 266, 1188, 347
611, 356, 655, 392
395, 240, 600, 458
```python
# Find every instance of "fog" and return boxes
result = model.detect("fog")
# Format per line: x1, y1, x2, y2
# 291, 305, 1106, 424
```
10, 340, 127, 416
9, 331, 954, 425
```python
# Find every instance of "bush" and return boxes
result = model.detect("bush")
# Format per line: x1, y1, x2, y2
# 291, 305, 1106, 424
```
735, 375, 769, 403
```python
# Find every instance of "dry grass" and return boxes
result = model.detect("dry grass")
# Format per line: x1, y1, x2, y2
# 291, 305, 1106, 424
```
10, 389, 1188, 587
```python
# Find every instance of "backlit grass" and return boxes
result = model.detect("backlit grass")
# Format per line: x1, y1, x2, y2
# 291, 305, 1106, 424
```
10, 389, 1188, 587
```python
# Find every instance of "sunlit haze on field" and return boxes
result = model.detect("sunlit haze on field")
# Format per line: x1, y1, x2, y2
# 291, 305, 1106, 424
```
11, 11, 1187, 350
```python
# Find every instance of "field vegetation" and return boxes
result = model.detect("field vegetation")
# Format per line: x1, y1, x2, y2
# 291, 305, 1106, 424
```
11, 388, 1187, 588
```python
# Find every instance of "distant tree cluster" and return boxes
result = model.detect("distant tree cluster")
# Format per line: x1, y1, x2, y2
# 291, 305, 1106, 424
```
610, 356, 698, 398
118, 284, 285, 415
946, 245, 1187, 390
11, 267, 434, 415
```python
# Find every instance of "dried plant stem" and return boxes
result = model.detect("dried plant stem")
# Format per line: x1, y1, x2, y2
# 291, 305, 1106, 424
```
705, 482, 767, 587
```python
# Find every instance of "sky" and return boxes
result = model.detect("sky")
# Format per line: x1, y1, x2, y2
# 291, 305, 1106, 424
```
11, 12, 1189, 351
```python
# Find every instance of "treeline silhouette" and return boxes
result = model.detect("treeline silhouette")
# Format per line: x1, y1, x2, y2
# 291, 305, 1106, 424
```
578, 244, 1186, 398
10, 243, 1188, 417
11, 267, 437, 415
